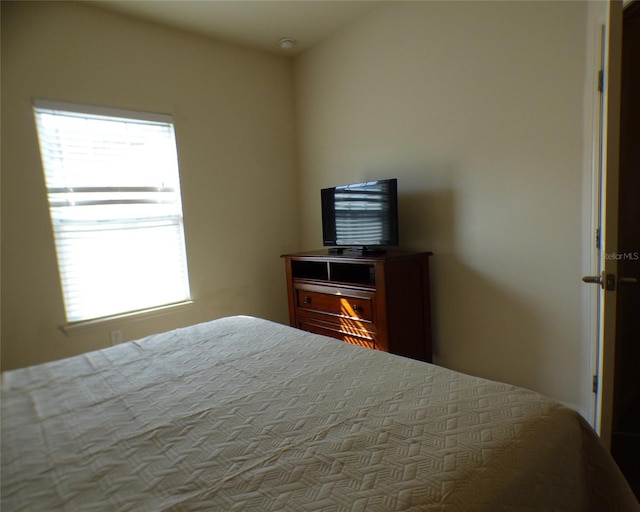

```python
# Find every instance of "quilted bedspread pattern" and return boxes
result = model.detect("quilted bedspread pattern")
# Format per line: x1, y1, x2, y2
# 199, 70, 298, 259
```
2, 316, 638, 511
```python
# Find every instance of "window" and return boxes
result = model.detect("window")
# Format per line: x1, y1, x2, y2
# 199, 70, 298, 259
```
33, 100, 191, 324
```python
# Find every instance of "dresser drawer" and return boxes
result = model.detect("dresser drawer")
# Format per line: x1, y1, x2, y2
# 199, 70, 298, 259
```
294, 287, 374, 323
297, 318, 377, 351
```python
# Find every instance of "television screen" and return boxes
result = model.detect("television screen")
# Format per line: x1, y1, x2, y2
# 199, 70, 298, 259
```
321, 178, 399, 248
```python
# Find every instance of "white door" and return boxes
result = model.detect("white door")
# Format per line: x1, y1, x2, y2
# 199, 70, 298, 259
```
582, 1, 623, 447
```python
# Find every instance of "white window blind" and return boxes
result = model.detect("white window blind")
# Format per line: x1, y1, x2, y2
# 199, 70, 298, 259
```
33, 100, 191, 324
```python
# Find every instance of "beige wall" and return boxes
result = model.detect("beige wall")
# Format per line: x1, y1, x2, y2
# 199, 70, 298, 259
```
1, 0, 604, 418
294, 1, 595, 414
1, 1, 299, 370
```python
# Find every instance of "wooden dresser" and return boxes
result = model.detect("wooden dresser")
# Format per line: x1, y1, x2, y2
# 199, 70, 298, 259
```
282, 250, 433, 362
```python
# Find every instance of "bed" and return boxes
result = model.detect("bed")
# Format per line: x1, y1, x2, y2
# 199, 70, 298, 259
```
2, 315, 638, 511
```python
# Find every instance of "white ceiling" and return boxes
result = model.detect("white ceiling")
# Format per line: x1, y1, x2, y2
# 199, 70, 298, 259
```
90, 1, 384, 56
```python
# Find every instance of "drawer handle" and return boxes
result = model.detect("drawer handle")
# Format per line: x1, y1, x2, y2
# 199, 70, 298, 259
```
303, 296, 311, 304
353, 304, 360, 312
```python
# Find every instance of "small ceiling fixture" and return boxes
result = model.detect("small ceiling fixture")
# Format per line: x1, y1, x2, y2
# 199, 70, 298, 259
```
278, 37, 296, 50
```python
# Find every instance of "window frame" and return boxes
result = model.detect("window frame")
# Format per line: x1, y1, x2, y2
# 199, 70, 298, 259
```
33, 99, 193, 330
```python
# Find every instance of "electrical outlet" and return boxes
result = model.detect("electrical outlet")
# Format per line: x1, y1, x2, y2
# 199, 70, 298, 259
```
110, 329, 123, 345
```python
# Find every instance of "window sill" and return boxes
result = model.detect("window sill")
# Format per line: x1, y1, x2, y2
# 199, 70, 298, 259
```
61, 300, 194, 336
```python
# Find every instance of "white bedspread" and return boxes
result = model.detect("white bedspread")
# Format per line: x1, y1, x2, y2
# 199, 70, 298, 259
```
2, 316, 638, 511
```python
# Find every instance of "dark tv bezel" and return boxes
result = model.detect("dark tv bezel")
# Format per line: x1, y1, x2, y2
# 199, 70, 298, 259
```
321, 178, 399, 249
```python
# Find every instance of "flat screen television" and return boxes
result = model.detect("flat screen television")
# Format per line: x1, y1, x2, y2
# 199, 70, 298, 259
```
321, 178, 399, 251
